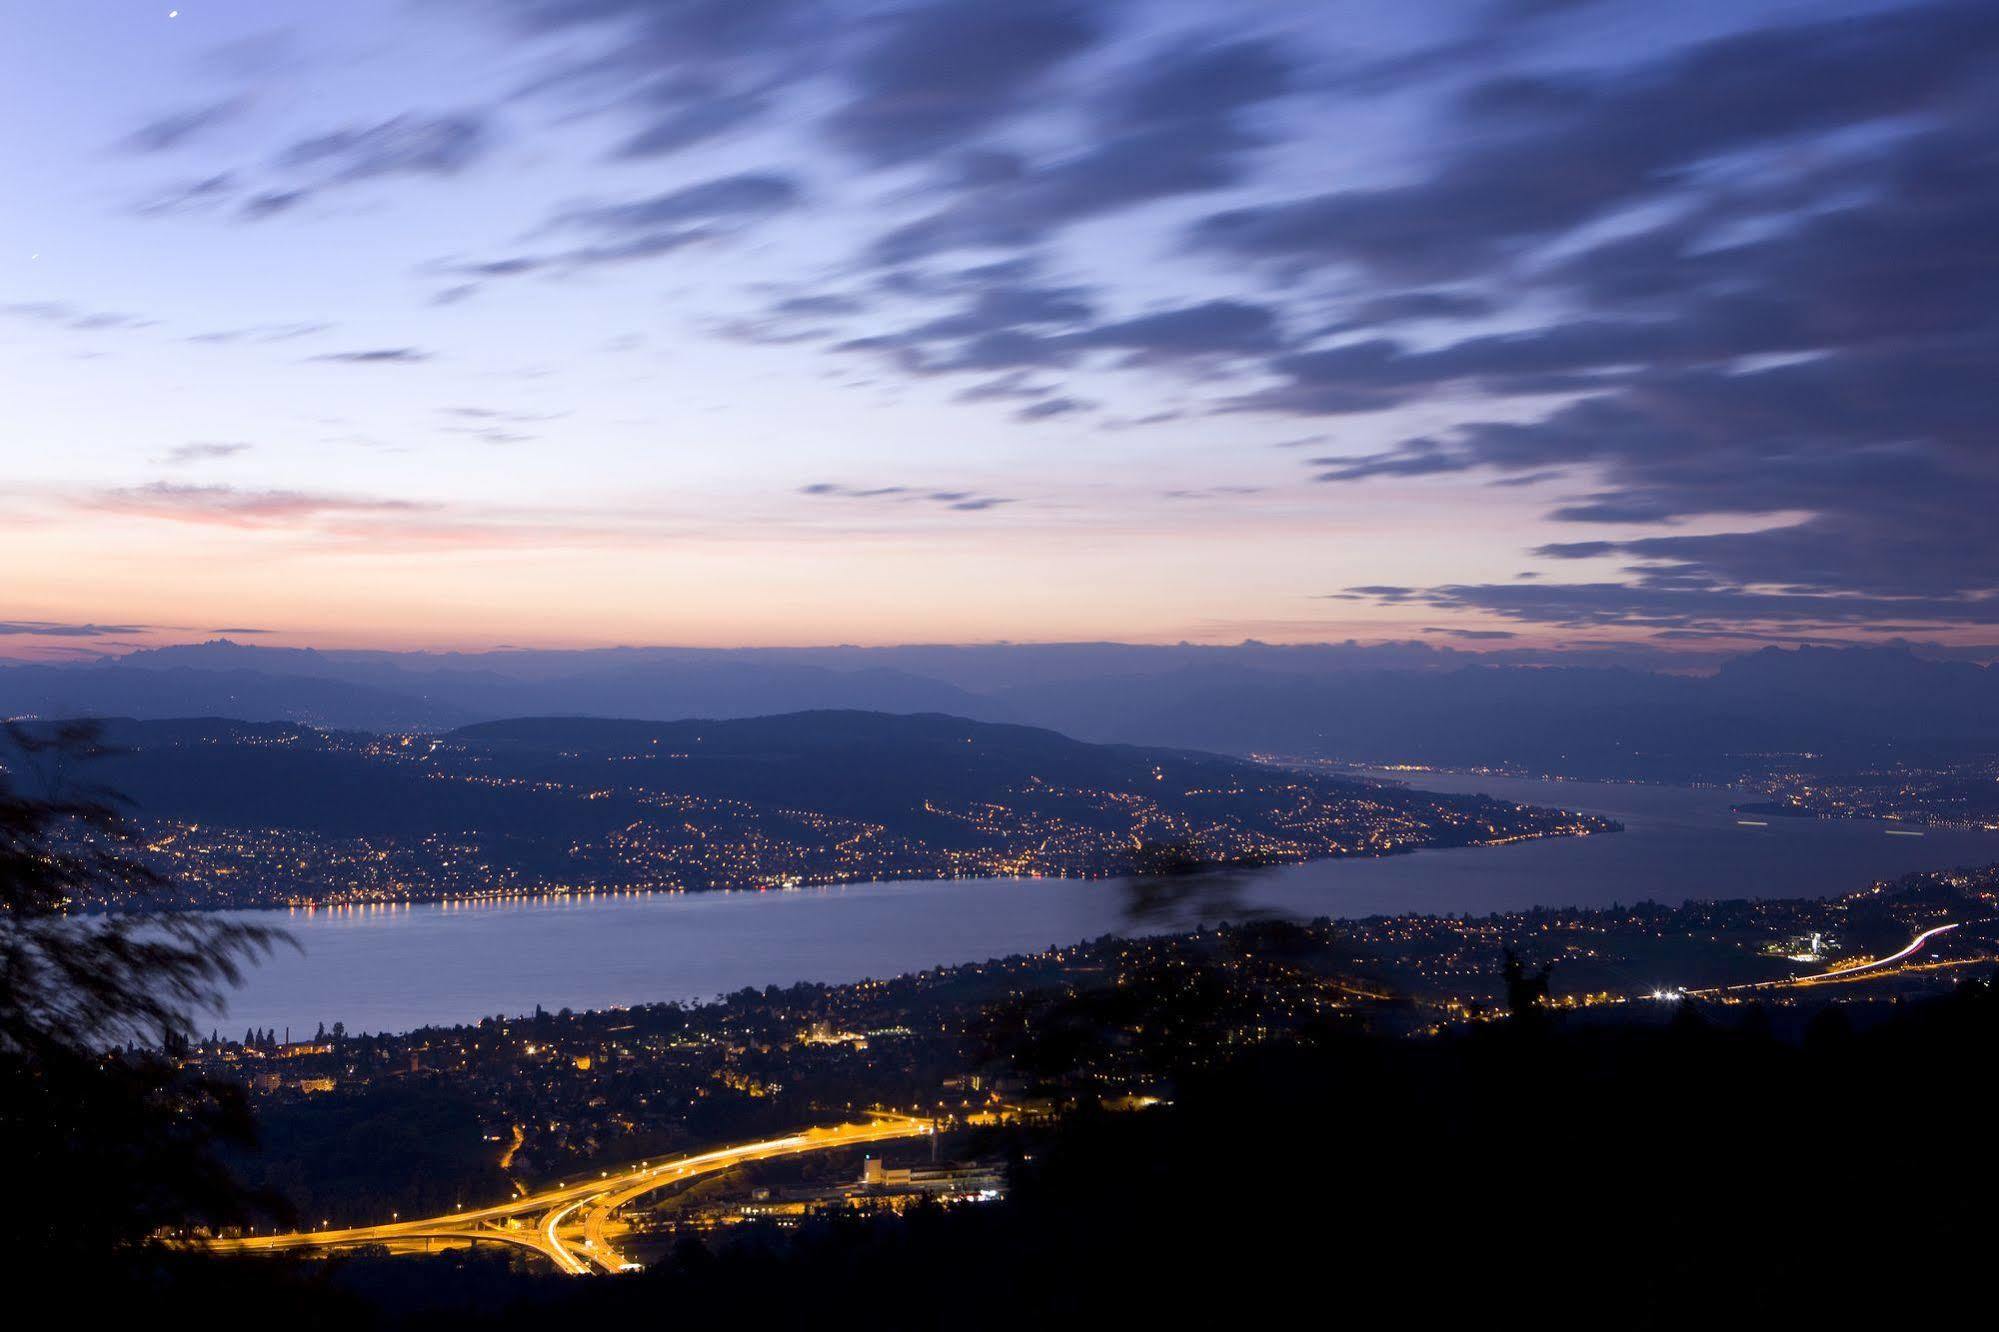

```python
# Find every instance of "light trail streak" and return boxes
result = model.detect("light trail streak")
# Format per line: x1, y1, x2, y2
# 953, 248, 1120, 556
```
206, 1114, 931, 1275
1686, 921, 1965, 997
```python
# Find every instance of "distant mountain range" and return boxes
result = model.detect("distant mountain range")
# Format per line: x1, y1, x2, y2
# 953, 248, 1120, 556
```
7, 640, 1999, 778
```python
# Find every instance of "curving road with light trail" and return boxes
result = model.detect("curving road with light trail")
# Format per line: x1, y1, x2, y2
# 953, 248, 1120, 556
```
1793, 921, 1963, 984
209, 1114, 932, 1275
1687, 920, 1972, 998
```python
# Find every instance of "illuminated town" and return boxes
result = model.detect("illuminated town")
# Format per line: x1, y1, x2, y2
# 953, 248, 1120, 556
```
172, 860, 1999, 1269
62, 719, 1610, 911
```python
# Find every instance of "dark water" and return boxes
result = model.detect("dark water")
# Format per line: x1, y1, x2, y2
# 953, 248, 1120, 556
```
205, 775, 1999, 1036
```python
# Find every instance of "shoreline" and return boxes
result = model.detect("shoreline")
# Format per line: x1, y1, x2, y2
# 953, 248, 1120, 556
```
81, 812, 1619, 918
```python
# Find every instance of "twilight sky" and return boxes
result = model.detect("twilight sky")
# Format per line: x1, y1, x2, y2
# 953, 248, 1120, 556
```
4, 0, 1996, 658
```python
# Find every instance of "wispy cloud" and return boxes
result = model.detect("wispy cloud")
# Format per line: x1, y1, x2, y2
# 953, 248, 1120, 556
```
159, 442, 254, 465
2, 301, 154, 332
307, 348, 433, 365
1015, 397, 1092, 422
123, 97, 249, 153
132, 110, 495, 222
800, 482, 1016, 513
85, 483, 434, 529
441, 172, 801, 281
187, 321, 331, 345
0, 620, 148, 637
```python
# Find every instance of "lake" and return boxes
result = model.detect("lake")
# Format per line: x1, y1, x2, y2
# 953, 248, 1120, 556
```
204, 773, 1999, 1036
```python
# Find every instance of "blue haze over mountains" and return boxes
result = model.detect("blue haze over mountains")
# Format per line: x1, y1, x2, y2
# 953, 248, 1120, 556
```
9, 640, 1999, 779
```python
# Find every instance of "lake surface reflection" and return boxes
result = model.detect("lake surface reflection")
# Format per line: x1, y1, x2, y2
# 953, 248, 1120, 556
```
207, 774, 1999, 1036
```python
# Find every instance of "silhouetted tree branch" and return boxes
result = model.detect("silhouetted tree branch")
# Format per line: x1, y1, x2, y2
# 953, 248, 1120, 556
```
1, 720, 290, 1263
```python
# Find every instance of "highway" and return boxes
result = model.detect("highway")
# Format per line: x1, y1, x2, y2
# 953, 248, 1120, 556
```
1794, 921, 1962, 984
210, 1113, 931, 1275
1687, 921, 1967, 998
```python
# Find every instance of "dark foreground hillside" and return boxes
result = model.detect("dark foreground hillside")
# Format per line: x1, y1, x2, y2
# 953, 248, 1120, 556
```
72, 974, 1999, 1328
